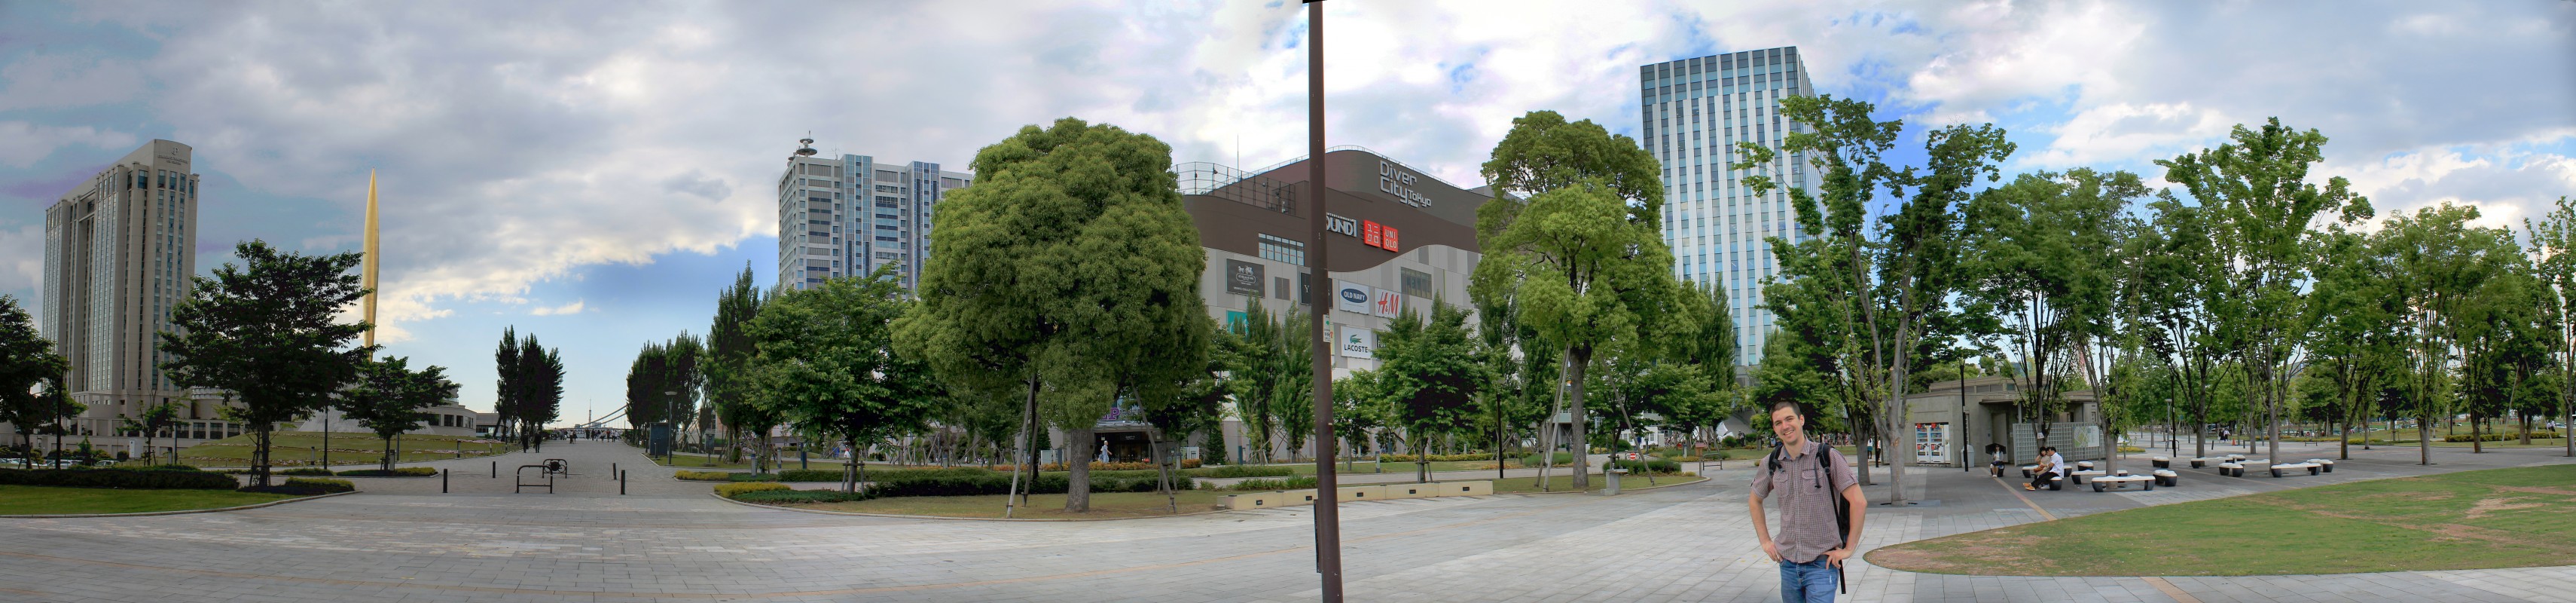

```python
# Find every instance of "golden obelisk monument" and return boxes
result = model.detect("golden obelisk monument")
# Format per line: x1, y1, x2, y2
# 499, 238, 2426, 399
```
362, 170, 380, 352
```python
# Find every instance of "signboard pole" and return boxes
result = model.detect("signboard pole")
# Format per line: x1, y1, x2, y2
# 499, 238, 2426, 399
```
1304, 2, 1343, 600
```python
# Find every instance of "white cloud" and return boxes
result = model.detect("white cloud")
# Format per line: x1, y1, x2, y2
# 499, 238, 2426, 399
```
0, 53, 146, 112
530, 300, 584, 316
2328, 142, 2576, 233
0, 224, 41, 305
2026, 102, 2233, 167
0, 121, 138, 167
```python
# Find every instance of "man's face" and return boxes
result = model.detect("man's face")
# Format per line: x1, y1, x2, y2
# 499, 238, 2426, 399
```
1770, 406, 1804, 445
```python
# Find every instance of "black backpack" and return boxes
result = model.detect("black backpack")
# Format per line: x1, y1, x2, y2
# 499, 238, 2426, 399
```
1767, 442, 1854, 592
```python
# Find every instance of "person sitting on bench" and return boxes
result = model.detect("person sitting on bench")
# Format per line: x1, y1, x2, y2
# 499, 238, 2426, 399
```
2025, 446, 2065, 491
1986, 443, 2010, 477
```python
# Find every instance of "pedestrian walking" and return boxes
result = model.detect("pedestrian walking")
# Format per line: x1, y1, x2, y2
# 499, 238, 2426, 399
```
1749, 399, 1865, 602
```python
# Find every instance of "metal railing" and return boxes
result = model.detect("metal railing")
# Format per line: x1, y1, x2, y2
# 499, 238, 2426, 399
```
1174, 161, 1298, 216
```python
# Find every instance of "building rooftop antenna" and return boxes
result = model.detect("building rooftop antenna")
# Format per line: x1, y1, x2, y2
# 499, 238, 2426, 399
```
795, 132, 817, 157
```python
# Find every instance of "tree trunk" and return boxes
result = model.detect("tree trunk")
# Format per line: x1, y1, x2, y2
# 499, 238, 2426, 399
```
383, 436, 396, 472
1064, 423, 1095, 513
1567, 345, 1592, 490
842, 436, 859, 493
253, 424, 273, 487
2471, 411, 2483, 453
1883, 316, 1912, 505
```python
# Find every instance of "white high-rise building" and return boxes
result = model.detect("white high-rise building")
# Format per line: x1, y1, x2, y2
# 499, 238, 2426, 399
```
1640, 46, 1817, 365
774, 137, 972, 292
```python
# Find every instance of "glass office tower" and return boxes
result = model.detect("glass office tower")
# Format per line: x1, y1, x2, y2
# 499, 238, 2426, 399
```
1640, 45, 1815, 365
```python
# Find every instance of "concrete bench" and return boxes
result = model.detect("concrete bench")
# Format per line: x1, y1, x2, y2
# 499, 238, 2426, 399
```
2217, 459, 2272, 477
2151, 456, 2172, 469
2303, 458, 2337, 473
2092, 473, 2155, 491
2269, 462, 2323, 478
2067, 470, 2105, 485
2187, 454, 2245, 469
2152, 469, 2181, 487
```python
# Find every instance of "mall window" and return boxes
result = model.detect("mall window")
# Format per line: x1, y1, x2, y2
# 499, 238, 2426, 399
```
1258, 234, 1305, 266
1400, 268, 1432, 298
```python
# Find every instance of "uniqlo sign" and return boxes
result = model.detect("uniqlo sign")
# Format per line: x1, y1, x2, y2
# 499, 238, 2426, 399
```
1378, 225, 1398, 251
1361, 220, 1382, 248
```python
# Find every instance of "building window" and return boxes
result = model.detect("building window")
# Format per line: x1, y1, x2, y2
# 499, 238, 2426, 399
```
1257, 234, 1305, 267
1400, 268, 1433, 298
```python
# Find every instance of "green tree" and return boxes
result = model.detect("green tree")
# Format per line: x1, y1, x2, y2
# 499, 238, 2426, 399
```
160, 240, 374, 486
705, 263, 763, 464
119, 400, 185, 465
514, 334, 564, 452
899, 117, 1210, 513
1372, 301, 1487, 482
2306, 224, 2408, 459
494, 328, 520, 442
341, 356, 459, 470
2379, 204, 2511, 464
1475, 111, 1674, 490
2158, 118, 2371, 464
2132, 194, 2230, 458
2526, 196, 2576, 458
1961, 169, 2139, 471
0, 295, 69, 455
752, 271, 942, 491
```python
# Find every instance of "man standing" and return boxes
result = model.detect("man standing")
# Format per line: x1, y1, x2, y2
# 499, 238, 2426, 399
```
1750, 400, 1866, 602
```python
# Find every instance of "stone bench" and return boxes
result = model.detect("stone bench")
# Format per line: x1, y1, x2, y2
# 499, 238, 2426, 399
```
2303, 458, 2337, 473
2151, 456, 2172, 469
2092, 473, 2155, 491
2067, 470, 2105, 485
2187, 454, 2245, 469
2269, 462, 2323, 478
2217, 459, 2272, 478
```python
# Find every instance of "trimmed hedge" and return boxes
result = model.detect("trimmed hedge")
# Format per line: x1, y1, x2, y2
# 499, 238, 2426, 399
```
1518, 452, 1577, 467
1198, 465, 1296, 479
990, 459, 1204, 472
337, 467, 438, 477
1223, 476, 1320, 491
1610, 458, 1683, 475
1377, 453, 1497, 463
714, 482, 791, 497
279, 467, 337, 476
866, 470, 1194, 498
676, 470, 760, 482
730, 489, 873, 504
2444, 432, 2564, 442
0, 467, 240, 490
240, 477, 355, 495
778, 469, 845, 482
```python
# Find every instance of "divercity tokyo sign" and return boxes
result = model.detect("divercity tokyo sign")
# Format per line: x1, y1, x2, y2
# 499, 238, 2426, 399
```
1378, 161, 1433, 208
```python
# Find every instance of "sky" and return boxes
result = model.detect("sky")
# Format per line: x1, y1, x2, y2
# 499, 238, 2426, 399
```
2, 1, 2570, 427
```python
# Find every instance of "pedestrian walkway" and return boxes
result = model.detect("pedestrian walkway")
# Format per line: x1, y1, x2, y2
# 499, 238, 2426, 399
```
0, 439, 2569, 601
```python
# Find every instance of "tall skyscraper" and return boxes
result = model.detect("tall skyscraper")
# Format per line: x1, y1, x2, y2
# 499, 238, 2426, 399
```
42, 139, 200, 423
1640, 45, 1817, 365
774, 137, 972, 292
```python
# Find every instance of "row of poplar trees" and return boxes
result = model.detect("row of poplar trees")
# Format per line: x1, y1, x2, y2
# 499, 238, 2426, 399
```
492, 327, 564, 451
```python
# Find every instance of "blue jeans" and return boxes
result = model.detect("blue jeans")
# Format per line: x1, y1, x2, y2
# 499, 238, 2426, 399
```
1779, 557, 1837, 603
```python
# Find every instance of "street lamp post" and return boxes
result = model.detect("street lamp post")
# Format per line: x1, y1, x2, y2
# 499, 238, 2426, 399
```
663, 390, 678, 465
2166, 397, 2176, 456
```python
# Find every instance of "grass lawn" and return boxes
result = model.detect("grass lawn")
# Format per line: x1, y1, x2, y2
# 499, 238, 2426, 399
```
770, 488, 1231, 519
0, 485, 305, 515
166, 433, 508, 467
651, 451, 766, 470
1868, 464, 2576, 577
1485, 473, 1703, 494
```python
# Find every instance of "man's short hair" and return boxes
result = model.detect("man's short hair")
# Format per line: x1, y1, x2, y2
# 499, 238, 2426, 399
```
1767, 399, 1803, 418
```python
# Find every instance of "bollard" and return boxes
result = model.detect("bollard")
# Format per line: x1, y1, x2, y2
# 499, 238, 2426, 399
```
619, 470, 627, 495
612, 462, 618, 477
491, 461, 497, 478
442, 468, 449, 494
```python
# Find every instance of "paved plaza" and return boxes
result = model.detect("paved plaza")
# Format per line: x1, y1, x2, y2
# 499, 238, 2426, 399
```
3, 439, 2573, 602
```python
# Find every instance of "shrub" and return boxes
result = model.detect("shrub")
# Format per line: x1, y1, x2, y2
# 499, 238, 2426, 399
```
991, 459, 1204, 472
714, 482, 791, 497
1610, 458, 1682, 475
141, 464, 203, 471
1199, 464, 1296, 478
279, 467, 336, 476
865, 470, 1193, 497
675, 470, 740, 482
778, 469, 844, 482
1518, 452, 1576, 467
1224, 476, 1320, 491
2444, 431, 2563, 442
335, 467, 438, 477
0, 467, 240, 490
730, 488, 872, 504
241, 477, 355, 495
1376, 453, 1497, 463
